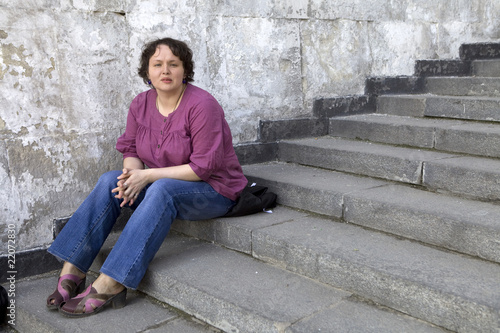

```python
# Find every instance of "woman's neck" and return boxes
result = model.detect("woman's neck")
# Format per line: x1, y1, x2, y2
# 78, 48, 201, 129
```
156, 84, 187, 117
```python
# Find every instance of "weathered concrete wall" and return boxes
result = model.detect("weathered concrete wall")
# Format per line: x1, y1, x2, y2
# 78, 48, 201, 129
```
1, 0, 499, 254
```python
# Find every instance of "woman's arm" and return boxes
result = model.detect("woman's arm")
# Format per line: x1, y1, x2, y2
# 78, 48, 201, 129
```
123, 157, 145, 170
145, 164, 201, 183
113, 160, 201, 207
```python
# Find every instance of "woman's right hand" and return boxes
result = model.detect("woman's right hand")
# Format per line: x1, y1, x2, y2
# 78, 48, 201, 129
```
112, 168, 135, 207
112, 168, 151, 207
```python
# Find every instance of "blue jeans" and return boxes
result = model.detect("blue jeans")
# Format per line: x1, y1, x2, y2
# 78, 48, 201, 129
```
48, 170, 235, 289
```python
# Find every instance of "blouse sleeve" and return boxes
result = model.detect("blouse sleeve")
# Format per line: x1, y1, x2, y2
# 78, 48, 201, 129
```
188, 98, 227, 181
116, 96, 140, 159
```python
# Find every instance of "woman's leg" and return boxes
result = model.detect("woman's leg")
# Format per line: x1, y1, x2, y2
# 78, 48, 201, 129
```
48, 170, 124, 273
100, 179, 234, 289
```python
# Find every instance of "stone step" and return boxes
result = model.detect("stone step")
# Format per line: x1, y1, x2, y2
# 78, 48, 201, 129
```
377, 95, 500, 121
169, 206, 500, 333
250, 211, 500, 333
425, 77, 500, 96
472, 59, 500, 77
277, 136, 500, 201
238, 162, 500, 264
12, 272, 221, 333
329, 113, 500, 158
90, 232, 447, 333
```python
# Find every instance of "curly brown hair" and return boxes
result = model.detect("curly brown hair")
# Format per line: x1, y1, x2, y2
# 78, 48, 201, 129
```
137, 38, 195, 86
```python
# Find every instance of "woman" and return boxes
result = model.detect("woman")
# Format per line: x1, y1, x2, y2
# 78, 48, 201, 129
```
46, 37, 247, 317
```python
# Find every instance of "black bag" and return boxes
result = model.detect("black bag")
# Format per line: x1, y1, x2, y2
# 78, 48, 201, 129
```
0, 285, 7, 325
224, 184, 277, 217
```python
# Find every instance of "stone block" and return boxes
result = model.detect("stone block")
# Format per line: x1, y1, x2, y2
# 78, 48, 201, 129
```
251, 213, 500, 333
308, 0, 406, 21
435, 122, 500, 158
243, 162, 387, 218
426, 77, 500, 96
423, 156, 500, 201
344, 184, 500, 263
220, 17, 303, 117
377, 95, 427, 117
173, 206, 307, 254
259, 118, 328, 143
141, 235, 350, 333
313, 95, 375, 118
367, 21, 437, 76
279, 137, 455, 185
0, 9, 62, 135
55, 11, 132, 131
365, 76, 425, 95
234, 142, 278, 165
211, 0, 308, 19
14, 274, 187, 333
301, 19, 372, 104
460, 43, 500, 60
473, 60, 500, 77
415, 59, 471, 77
3, 133, 121, 252
425, 96, 500, 122
288, 299, 445, 333
329, 114, 436, 148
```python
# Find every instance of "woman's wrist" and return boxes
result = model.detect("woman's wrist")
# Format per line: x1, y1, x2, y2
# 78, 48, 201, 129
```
144, 168, 155, 184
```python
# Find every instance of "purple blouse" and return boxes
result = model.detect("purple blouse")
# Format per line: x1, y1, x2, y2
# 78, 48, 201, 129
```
116, 84, 247, 201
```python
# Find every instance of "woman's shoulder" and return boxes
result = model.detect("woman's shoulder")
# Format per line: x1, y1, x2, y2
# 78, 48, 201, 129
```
184, 84, 221, 112
129, 89, 156, 114
131, 89, 155, 104
186, 84, 218, 102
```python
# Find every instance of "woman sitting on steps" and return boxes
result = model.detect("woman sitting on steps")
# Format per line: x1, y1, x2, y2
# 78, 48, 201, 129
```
46, 37, 247, 317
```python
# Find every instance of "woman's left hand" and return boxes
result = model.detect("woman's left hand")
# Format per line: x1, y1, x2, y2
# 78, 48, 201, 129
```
112, 168, 150, 207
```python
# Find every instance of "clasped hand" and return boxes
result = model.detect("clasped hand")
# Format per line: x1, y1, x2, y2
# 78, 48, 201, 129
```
112, 168, 149, 207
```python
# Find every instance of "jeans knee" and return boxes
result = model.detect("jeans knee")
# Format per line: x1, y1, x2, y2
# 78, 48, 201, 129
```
97, 170, 121, 189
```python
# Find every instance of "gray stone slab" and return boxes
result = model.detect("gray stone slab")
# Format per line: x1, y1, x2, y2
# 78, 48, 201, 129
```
12, 273, 183, 333
435, 121, 500, 158
472, 59, 500, 77
330, 112, 500, 159
242, 162, 387, 217
279, 137, 456, 184
423, 155, 500, 200
344, 184, 500, 263
173, 206, 309, 254
329, 113, 445, 148
252, 216, 500, 333
330, 113, 500, 158
425, 96, 500, 122
139, 234, 351, 333
144, 317, 222, 333
377, 95, 426, 117
287, 299, 446, 333
425, 77, 500, 96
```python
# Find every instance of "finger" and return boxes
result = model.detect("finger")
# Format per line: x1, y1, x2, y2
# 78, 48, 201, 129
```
120, 197, 129, 208
112, 186, 123, 194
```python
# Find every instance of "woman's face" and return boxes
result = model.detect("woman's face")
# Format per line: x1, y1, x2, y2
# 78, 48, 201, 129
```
148, 44, 185, 94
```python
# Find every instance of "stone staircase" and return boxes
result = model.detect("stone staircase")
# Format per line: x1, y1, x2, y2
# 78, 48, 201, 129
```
9, 47, 500, 332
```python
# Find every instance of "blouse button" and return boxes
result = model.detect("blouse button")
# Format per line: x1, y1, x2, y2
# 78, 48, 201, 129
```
164, 118, 166, 122
157, 144, 160, 148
